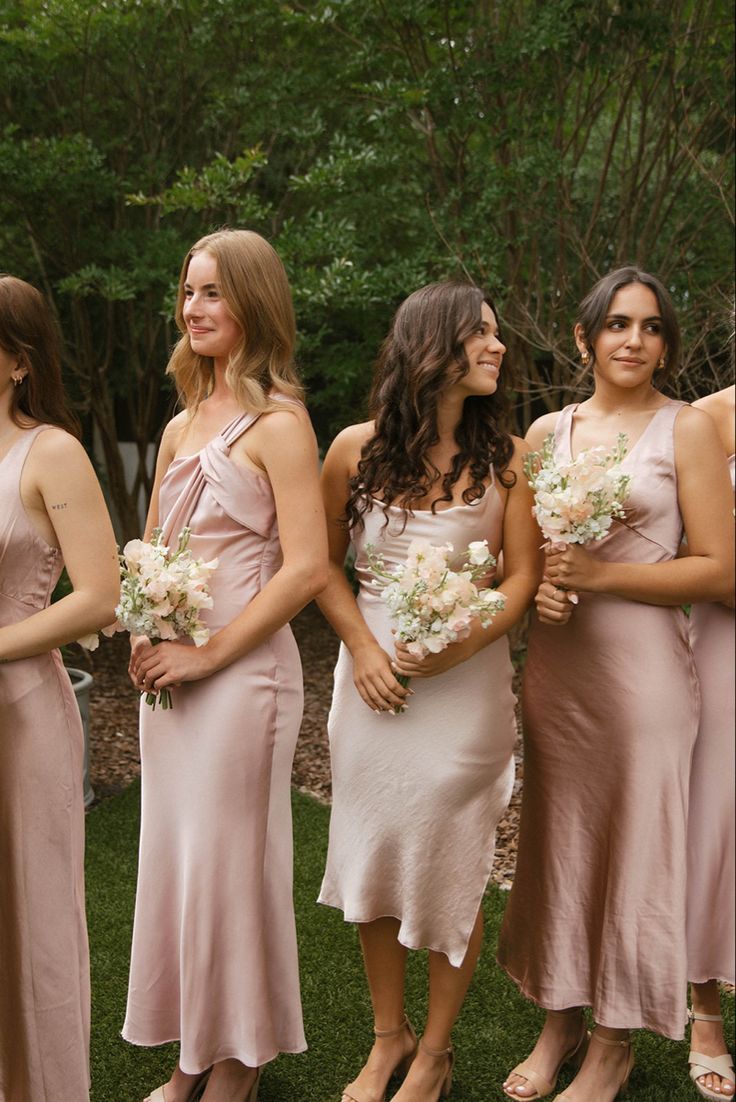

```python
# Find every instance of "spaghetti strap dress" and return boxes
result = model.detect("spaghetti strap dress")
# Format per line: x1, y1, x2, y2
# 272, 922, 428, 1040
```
497, 399, 698, 1040
686, 453, 735, 986
123, 410, 307, 1071
319, 477, 517, 968
0, 426, 90, 1102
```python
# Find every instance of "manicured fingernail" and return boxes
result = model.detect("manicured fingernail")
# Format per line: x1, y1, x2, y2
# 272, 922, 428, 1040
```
568, 593, 579, 604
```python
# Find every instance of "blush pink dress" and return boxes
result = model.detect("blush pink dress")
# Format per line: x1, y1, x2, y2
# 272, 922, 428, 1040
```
319, 477, 517, 968
686, 453, 735, 986
123, 411, 306, 1070
497, 400, 698, 1040
0, 427, 90, 1102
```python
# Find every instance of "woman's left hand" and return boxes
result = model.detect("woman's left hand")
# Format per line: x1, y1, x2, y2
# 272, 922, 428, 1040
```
544, 542, 601, 592
130, 639, 214, 692
393, 637, 472, 679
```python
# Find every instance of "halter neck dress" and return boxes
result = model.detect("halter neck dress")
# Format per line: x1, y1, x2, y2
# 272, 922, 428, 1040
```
686, 452, 735, 986
319, 474, 517, 967
0, 426, 90, 1102
123, 409, 307, 1070
497, 399, 698, 1039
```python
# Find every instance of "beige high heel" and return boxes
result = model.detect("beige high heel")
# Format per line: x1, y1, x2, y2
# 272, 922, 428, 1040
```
417, 1038, 455, 1100
555, 1028, 634, 1100
144, 1068, 211, 1102
503, 1009, 589, 1099
341, 1017, 418, 1102
688, 1009, 736, 1101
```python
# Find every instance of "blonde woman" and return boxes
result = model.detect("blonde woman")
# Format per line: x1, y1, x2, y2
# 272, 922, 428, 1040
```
0, 275, 119, 1101
122, 230, 327, 1102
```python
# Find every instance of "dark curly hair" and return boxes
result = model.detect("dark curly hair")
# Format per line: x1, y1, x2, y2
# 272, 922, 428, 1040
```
345, 281, 515, 531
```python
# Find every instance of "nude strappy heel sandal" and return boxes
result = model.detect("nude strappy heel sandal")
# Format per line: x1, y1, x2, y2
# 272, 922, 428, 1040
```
341, 1016, 418, 1102
503, 1009, 589, 1100
417, 1038, 455, 1100
144, 1069, 211, 1102
687, 1009, 736, 1101
555, 1028, 634, 1100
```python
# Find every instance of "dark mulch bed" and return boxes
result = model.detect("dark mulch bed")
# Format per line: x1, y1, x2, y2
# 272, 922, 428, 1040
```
76, 602, 522, 888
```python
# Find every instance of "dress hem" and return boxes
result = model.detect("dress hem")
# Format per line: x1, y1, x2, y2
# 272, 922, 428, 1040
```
496, 958, 687, 1041
120, 1029, 307, 1068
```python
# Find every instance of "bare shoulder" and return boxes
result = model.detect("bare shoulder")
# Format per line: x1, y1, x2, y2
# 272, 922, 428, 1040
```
692, 386, 735, 454
525, 410, 561, 449
324, 420, 375, 470
30, 426, 86, 463
256, 402, 316, 447
673, 403, 722, 452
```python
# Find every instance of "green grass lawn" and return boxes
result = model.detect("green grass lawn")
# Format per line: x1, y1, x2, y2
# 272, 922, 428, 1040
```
87, 783, 734, 1102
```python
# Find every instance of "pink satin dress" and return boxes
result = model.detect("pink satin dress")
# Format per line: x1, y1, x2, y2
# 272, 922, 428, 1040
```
0, 427, 90, 1102
319, 476, 517, 968
686, 453, 735, 986
497, 400, 698, 1040
123, 411, 306, 1070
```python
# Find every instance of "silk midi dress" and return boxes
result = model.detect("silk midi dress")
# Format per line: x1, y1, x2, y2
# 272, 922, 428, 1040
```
497, 399, 698, 1039
686, 453, 735, 987
319, 478, 517, 968
0, 427, 90, 1102
123, 411, 307, 1070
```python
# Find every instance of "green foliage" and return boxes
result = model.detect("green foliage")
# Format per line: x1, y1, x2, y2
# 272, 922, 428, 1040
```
0, 0, 732, 528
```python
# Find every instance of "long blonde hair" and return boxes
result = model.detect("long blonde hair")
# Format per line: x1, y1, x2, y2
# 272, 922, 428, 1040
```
167, 229, 303, 414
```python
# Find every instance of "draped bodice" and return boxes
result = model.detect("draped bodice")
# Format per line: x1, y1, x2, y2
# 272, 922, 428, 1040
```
554, 400, 686, 564
157, 411, 287, 634
0, 426, 63, 623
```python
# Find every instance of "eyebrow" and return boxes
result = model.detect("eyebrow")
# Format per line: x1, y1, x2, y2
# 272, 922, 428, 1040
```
605, 313, 663, 322
183, 281, 219, 291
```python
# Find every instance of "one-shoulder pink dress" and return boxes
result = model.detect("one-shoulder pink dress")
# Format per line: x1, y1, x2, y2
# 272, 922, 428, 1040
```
0, 427, 90, 1102
686, 453, 735, 986
123, 412, 307, 1070
319, 476, 517, 968
497, 400, 698, 1040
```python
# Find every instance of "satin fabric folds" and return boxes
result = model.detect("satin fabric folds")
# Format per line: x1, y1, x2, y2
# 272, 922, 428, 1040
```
0, 427, 90, 1102
498, 400, 699, 1040
123, 410, 306, 1071
319, 478, 517, 968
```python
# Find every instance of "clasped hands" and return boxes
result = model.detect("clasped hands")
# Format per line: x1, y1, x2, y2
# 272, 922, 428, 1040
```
128, 636, 213, 694
352, 634, 473, 714
536, 541, 600, 624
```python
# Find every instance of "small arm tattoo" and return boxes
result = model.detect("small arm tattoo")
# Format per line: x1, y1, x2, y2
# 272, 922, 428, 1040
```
51, 502, 68, 510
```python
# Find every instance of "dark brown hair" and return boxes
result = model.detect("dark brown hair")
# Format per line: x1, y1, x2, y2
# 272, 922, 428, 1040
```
576, 266, 681, 383
0, 275, 80, 437
345, 281, 515, 530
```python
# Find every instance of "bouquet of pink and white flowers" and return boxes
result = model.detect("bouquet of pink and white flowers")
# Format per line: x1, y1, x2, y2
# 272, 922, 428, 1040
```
524, 432, 631, 547
108, 527, 218, 710
366, 538, 506, 711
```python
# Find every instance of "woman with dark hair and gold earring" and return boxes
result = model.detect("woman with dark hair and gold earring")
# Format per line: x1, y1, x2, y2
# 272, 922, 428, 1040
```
497, 268, 734, 1102
122, 230, 327, 1102
317, 281, 542, 1102
0, 274, 119, 1101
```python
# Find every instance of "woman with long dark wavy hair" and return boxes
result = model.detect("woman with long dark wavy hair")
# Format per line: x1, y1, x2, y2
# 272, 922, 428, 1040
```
317, 281, 541, 1102
497, 269, 734, 1102
0, 275, 119, 1101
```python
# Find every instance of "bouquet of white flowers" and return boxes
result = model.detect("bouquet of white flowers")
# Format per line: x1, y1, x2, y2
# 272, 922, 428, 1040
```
366, 538, 506, 711
106, 527, 218, 710
524, 432, 631, 547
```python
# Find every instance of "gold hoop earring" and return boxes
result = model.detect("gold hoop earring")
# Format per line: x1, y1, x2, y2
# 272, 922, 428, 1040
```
12, 374, 23, 387
657, 356, 666, 371
581, 349, 590, 366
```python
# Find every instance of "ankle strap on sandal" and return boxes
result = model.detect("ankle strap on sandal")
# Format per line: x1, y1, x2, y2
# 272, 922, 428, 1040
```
419, 1038, 453, 1058
374, 1016, 412, 1038
591, 1028, 630, 1048
688, 1009, 724, 1024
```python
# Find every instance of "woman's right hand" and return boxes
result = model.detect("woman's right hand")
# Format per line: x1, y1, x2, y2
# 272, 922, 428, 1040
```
535, 580, 575, 625
351, 639, 412, 713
